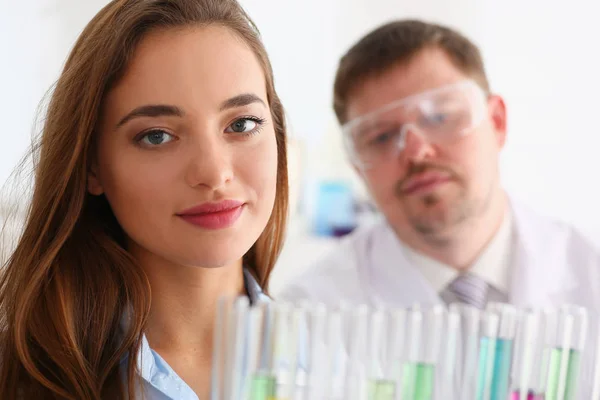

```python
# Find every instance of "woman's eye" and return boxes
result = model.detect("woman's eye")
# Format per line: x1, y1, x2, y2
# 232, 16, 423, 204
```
139, 130, 175, 146
226, 118, 260, 134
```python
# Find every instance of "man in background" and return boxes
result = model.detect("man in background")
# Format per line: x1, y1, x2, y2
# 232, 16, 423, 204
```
279, 20, 600, 312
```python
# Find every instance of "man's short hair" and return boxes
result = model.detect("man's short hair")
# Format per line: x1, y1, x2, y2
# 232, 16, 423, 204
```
333, 19, 490, 124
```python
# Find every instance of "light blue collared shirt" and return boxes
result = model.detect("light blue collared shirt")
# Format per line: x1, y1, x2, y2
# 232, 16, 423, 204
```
122, 269, 269, 399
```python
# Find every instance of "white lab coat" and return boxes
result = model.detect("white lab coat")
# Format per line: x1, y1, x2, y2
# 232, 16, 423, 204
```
279, 198, 600, 311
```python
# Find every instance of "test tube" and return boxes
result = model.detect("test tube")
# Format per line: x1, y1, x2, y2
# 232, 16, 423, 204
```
241, 304, 266, 399
304, 303, 327, 400
229, 297, 251, 400
385, 307, 408, 399
367, 308, 396, 400
249, 301, 277, 400
210, 296, 253, 400
387, 307, 407, 382
272, 302, 300, 400
210, 296, 234, 400
438, 307, 460, 399
590, 319, 600, 400
541, 305, 588, 400
477, 303, 517, 400
324, 309, 347, 400
450, 303, 482, 400
476, 311, 500, 400
345, 304, 369, 400
510, 308, 545, 400
401, 305, 445, 400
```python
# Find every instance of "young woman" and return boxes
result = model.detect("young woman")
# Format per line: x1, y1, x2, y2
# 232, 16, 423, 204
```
0, 0, 288, 398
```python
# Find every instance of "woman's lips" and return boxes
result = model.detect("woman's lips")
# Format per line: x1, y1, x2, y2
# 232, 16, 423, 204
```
177, 200, 245, 229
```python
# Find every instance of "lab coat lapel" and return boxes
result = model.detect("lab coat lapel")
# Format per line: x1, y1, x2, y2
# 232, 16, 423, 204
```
508, 199, 578, 308
366, 221, 443, 307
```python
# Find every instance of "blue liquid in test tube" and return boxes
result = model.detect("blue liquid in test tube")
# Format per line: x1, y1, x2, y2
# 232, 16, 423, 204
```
477, 337, 513, 400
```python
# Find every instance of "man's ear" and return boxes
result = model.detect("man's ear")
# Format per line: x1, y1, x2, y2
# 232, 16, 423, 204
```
488, 94, 507, 148
87, 163, 104, 195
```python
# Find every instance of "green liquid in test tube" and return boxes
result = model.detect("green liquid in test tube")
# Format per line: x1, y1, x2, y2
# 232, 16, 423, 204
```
368, 379, 396, 400
401, 362, 435, 400
544, 348, 581, 400
250, 374, 277, 400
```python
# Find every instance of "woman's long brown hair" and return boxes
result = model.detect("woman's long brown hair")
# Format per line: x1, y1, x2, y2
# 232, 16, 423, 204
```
0, 0, 288, 398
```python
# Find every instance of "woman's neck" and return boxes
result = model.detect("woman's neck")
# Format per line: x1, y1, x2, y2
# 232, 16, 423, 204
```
134, 251, 245, 396
141, 257, 245, 351
147, 262, 244, 347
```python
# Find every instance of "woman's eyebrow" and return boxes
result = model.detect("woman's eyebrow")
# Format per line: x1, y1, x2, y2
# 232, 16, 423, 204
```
219, 93, 266, 111
115, 104, 184, 129
115, 93, 265, 129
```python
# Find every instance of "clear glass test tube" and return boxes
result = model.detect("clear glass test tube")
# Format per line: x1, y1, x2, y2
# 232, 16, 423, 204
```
210, 295, 254, 400
303, 303, 327, 400
326, 309, 347, 400
449, 303, 482, 400
438, 307, 461, 400
476, 310, 500, 400
367, 308, 395, 400
477, 303, 517, 400
344, 304, 369, 400
230, 297, 251, 400
510, 308, 545, 400
248, 301, 277, 400
210, 296, 234, 400
541, 305, 588, 400
590, 319, 600, 400
242, 303, 267, 399
401, 305, 445, 400
387, 307, 408, 383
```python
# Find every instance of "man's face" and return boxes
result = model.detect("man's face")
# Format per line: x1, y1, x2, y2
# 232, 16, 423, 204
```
344, 47, 507, 241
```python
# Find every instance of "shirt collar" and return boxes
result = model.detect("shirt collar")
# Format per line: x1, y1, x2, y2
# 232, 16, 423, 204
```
404, 207, 514, 295
243, 268, 270, 304
469, 208, 514, 294
403, 245, 458, 292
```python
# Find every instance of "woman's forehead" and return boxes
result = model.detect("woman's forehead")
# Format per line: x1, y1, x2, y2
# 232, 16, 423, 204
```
103, 25, 268, 120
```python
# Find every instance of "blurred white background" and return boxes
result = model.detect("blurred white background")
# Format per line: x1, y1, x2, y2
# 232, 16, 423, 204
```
1, 0, 599, 293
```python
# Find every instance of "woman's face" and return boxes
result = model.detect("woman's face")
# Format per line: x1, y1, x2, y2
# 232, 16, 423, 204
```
90, 26, 278, 269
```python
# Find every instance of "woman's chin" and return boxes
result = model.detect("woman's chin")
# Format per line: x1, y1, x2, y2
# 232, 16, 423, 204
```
173, 246, 249, 270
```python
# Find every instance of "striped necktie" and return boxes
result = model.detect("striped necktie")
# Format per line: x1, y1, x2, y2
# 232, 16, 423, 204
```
447, 273, 489, 310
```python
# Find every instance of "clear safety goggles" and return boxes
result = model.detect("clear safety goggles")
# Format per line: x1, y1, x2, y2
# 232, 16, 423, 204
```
342, 80, 488, 170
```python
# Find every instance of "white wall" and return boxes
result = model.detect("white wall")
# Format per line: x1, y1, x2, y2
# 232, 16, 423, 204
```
2, 1, 600, 292
481, 1, 600, 240
0, 1, 48, 186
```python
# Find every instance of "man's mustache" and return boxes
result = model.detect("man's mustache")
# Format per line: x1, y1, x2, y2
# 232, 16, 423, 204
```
395, 162, 461, 196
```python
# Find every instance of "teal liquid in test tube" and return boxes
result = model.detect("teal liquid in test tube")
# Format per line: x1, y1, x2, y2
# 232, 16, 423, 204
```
477, 304, 517, 400
476, 313, 500, 400
477, 337, 513, 400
